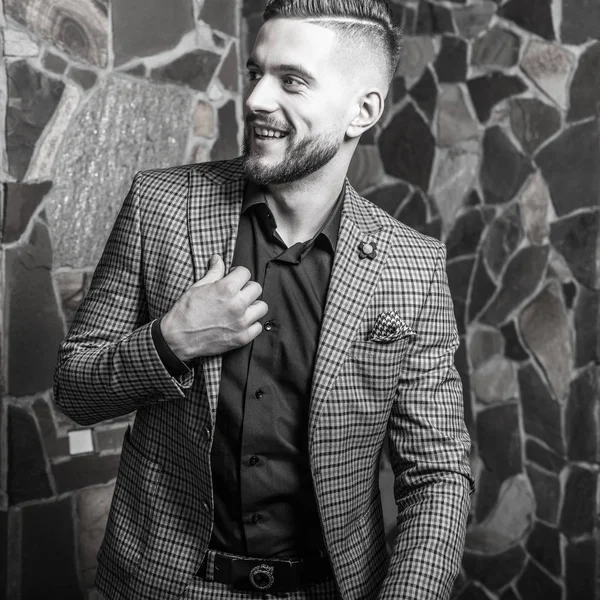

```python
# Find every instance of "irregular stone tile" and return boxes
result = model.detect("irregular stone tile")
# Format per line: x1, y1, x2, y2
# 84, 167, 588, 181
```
463, 545, 526, 592
193, 100, 216, 138
33, 397, 70, 459
519, 280, 572, 402
468, 258, 497, 321
472, 27, 520, 70
455, 338, 474, 435
465, 474, 535, 554
6, 0, 108, 67
527, 464, 561, 524
8, 405, 53, 504
517, 558, 562, 600
566, 367, 597, 462
52, 454, 120, 493
475, 467, 502, 523
566, 538, 596, 600
548, 248, 574, 283
559, 466, 597, 537
482, 245, 549, 326
2, 181, 52, 243
25, 83, 82, 182
538, 122, 600, 217
550, 210, 599, 289
467, 73, 527, 123
434, 36, 467, 83
519, 171, 552, 245
575, 287, 599, 368
5, 222, 65, 396
468, 327, 504, 370
392, 76, 407, 104
562, 281, 577, 309
54, 270, 88, 328
112, 0, 194, 65
244, 12, 264, 57
457, 584, 492, 600
430, 143, 480, 232
446, 208, 486, 260
447, 257, 475, 334
395, 190, 429, 232
521, 41, 576, 110
4, 27, 40, 57
95, 425, 128, 453
366, 182, 411, 218
519, 363, 564, 456
436, 84, 479, 147
151, 49, 221, 91
498, 0, 555, 40
42, 52, 68, 75
201, 0, 237, 35
77, 483, 115, 588
416, 1, 455, 34
347, 145, 385, 195
499, 589, 519, 600
526, 438, 565, 473
211, 100, 239, 161
526, 522, 561, 576
499, 321, 529, 362
21, 498, 83, 600
218, 43, 239, 93
123, 63, 146, 77
453, 2, 497, 38
68, 66, 97, 90
481, 126, 534, 205
6, 61, 65, 180
395, 36, 436, 84
409, 67, 437, 122
379, 103, 435, 191
213, 32, 228, 50
472, 356, 519, 405
45, 77, 192, 269
422, 217, 442, 241
562, 0, 600, 44
482, 203, 523, 279
478, 403, 522, 479
509, 98, 561, 156
568, 42, 600, 123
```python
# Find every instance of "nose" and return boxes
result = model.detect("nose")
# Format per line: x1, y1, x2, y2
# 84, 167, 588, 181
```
245, 76, 278, 115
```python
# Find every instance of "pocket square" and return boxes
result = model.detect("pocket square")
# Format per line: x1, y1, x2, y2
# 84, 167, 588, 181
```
368, 311, 415, 343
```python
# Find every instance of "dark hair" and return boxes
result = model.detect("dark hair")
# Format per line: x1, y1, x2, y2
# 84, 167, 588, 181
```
263, 0, 403, 84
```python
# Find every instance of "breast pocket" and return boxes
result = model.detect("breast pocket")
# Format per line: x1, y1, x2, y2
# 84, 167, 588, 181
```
97, 426, 163, 581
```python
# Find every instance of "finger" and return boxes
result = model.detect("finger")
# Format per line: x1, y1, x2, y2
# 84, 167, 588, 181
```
244, 321, 264, 344
238, 281, 263, 305
193, 254, 225, 287
221, 265, 252, 291
244, 300, 269, 325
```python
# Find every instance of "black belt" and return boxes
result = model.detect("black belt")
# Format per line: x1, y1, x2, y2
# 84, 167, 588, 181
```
197, 549, 333, 593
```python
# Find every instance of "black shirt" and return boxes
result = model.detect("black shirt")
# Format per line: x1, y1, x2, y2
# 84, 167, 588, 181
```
153, 182, 342, 558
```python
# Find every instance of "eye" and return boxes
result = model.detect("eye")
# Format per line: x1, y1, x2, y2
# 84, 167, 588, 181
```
246, 70, 261, 82
282, 76, 303, 89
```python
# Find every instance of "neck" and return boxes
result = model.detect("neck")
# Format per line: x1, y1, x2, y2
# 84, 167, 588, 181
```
266, 154, 349, 246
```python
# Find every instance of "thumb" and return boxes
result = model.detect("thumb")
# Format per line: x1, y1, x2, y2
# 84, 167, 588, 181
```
195, 254, 225, 287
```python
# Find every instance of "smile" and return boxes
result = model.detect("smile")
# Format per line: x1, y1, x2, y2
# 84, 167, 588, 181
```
254, 127, 289, 139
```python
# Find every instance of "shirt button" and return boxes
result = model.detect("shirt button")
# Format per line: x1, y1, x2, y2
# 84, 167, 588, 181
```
251, 513, 261, 524
249, 455, 259, 466
254, 389, 264, 399
264, 321, 273, 332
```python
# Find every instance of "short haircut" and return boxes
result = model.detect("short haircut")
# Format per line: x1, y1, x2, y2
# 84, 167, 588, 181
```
263, 0, 403, 85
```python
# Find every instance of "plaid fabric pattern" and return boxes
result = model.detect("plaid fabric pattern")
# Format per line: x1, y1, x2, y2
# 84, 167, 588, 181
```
54, 157, 473, 600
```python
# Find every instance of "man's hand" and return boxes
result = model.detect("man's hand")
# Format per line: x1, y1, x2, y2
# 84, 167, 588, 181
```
160, 255, 268, 361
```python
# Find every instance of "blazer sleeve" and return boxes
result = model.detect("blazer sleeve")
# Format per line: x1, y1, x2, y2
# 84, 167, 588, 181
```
378, 243, 475, 600
53, 172, 193, 426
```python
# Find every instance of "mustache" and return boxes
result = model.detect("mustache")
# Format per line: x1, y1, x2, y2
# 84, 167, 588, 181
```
245, 114, 292, 132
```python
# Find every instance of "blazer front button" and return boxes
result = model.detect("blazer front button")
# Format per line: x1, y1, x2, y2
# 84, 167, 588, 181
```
204, 427, 211, 441
202, 500, 210, 512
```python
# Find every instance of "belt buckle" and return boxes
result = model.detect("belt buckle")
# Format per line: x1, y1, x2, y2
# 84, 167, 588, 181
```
249, 563, 275, 591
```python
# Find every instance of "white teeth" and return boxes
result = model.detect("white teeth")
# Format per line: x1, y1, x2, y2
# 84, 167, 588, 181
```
255, 127, 286, 138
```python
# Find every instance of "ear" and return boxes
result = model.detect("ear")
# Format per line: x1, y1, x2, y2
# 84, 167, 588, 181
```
346, 89, 384, 139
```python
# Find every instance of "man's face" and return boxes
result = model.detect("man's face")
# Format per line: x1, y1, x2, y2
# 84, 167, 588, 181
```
242, 18, 354, 185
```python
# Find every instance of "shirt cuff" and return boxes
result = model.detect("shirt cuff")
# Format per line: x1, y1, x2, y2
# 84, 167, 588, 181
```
151, 318, 191, 378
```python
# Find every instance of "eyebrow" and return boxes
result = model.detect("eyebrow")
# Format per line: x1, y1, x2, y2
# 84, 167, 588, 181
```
246, 57, 316, 82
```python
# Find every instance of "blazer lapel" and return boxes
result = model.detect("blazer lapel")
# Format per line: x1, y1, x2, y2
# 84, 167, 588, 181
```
308, 181, 395, 437
188, 160, 245, 424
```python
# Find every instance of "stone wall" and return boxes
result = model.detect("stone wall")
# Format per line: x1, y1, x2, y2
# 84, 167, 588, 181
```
247, 1, 600, 599
0, 0, 243, 597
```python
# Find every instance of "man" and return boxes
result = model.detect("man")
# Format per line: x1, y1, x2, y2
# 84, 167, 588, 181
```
54, 1, 474, 599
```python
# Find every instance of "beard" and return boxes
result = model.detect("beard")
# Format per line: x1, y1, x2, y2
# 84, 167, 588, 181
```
242, 120, 341, 185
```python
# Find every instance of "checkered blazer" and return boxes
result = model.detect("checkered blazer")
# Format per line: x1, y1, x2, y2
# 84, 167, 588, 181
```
54, 158, 473, 600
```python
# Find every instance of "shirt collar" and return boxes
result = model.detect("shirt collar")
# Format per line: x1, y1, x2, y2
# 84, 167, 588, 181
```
242, 181, 343, 253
